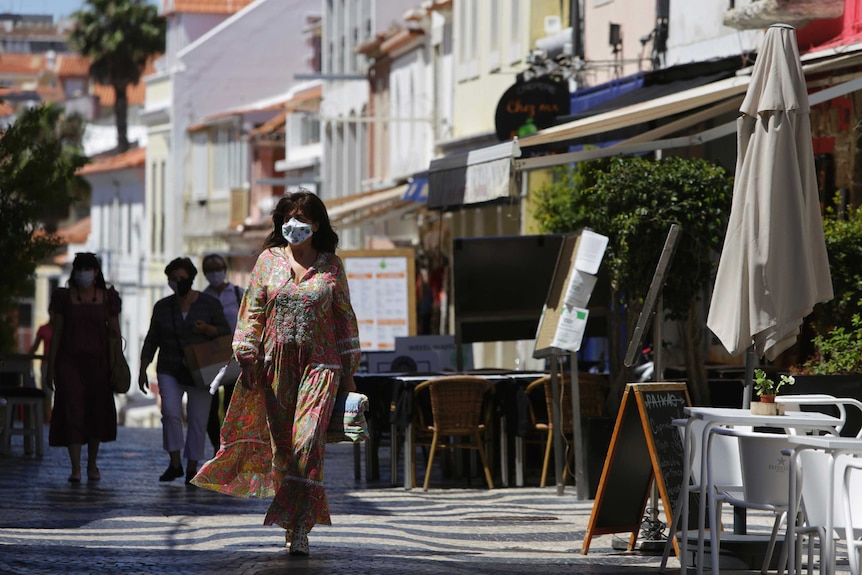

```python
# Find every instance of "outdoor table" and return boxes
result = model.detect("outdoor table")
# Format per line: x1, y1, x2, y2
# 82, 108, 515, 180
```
674, 407, 842, 575
355, 371, 547, 489
785, 435, 862, 575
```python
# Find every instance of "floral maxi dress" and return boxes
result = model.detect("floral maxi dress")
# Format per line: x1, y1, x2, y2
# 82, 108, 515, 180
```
192, 248, 361, 533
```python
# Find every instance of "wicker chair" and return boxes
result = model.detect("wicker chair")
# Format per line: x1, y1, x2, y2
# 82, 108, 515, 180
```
525, 373, 609, 487
412, 375, 495, 491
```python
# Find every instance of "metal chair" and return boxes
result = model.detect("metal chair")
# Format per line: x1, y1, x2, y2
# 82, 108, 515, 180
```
524, 373, 608, 487
0, 356, 44, 457
412, 375, 495, 491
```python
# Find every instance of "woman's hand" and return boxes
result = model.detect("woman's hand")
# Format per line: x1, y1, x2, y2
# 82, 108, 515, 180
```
193, 320, 216, 337
239, 362, 257, 390
138, 369, 149, 394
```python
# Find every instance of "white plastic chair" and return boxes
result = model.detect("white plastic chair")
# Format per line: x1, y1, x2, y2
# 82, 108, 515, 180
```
794, 450, 862, 574
776, 395, 862, 575
709, 427, 793, 575
660, 418, 745, 573
842, 458, 862, 575
776, 395, 862, 439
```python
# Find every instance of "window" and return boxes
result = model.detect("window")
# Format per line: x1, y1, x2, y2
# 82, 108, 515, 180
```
150, 162, 157, 253
457, 0, 479, 80
509, 0, 522, 64
191, 132, 208, 200
159, 160, 166, 253
212, 127, 230, 196
489, 1, 500, 71
301, 113, 320, 146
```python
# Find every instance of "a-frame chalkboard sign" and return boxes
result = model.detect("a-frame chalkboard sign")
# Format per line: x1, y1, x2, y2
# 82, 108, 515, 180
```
581, 382, 690, 555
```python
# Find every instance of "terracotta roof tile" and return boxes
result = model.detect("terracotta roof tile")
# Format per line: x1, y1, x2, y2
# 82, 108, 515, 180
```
0, 53, 45, 76
0, 102, 13, 116
57, 54, 91, 78
78, 147, 147, 175
56, 216, 91, 244
163, 0, 257, 16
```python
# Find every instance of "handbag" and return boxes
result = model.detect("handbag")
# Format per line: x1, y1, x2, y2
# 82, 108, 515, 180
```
182, 334, 234, 389
103, 291, 131, 394
108, 332, 131, 394
327, 391, 370, 444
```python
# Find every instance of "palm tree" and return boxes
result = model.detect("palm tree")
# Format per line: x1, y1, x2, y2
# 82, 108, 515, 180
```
68, 0, 165, 153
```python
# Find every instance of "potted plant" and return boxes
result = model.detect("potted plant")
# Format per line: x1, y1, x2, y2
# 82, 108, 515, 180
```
751, 369, 794, 414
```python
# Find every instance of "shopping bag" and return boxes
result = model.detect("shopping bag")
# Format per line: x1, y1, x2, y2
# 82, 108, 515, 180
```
327, 392, 370, 443
183, 335, 233, 389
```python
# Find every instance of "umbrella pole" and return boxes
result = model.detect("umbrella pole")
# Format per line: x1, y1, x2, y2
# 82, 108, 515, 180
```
742, 345, 755, 409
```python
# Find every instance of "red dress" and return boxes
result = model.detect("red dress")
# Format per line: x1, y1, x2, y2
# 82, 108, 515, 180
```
48, 288, 120, 446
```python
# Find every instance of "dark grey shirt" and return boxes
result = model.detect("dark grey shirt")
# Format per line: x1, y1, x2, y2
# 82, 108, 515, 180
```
141, 293, 230, 377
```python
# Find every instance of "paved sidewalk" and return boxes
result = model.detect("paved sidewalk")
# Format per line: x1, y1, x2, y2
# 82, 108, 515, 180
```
0, 425, 844, 574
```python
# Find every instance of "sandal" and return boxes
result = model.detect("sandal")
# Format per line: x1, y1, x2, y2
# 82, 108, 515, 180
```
289, 524, 309, 556
87, 467, 101, 481
67, 474, 81, 484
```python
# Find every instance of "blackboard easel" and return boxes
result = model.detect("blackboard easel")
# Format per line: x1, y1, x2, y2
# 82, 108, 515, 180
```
581, 382, 691, 556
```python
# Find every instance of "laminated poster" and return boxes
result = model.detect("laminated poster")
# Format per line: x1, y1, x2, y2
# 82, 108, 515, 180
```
551, 306, 590, 352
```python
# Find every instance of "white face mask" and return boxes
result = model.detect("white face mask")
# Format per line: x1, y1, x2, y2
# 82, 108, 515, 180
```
74, 270, 95, 289
205, 271, 226, 287
281, 217, 314, 245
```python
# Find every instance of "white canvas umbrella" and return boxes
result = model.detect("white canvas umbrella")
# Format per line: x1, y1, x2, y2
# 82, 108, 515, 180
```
707, 24, 833, 395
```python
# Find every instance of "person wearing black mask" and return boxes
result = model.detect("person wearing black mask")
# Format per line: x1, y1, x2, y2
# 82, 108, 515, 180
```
139, 257, 230, 483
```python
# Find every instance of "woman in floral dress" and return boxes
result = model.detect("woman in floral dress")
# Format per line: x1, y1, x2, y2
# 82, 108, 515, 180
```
192, 190, 360, 556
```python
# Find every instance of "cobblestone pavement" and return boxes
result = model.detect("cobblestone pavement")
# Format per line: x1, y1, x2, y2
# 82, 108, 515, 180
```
0, 425, 847, 574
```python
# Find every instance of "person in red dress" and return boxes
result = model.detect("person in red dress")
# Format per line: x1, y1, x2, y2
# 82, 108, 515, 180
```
46, 252, 122, 483
28, 311, 54, 422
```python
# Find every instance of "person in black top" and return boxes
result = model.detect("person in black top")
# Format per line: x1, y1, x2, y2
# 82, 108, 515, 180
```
139, 257, 230, 484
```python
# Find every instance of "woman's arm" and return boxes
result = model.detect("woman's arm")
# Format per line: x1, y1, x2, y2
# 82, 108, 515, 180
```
234, 252, 272, 389
139, 301, 163, 394
331, 255, 361, 384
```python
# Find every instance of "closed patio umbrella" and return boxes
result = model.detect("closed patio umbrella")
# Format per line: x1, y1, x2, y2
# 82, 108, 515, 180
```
707, 24, 833, 397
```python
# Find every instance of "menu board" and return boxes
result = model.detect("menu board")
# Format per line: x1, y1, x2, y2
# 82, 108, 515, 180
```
341, 249, 416, 351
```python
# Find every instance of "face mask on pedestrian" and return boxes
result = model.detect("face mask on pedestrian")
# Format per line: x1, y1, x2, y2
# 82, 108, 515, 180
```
205, 270, 226, 287
74, 270, 95, 289
168, 278, 193, 297
281, 217, 314, 245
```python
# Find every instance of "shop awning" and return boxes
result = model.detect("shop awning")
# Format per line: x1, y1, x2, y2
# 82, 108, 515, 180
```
427, 140, 521, 209
327, 184, 411, 226
519, 47, 862, 152
516, 73, 862, 172
402, 177, 428, 202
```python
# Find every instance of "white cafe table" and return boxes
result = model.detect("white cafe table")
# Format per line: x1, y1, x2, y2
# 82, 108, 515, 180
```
675, 407, 842, 575
785, 435, 862, 575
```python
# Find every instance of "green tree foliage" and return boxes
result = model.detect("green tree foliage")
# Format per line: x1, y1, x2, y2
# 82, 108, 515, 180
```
68, 0, 165, 153
817, 201, 862, 334
0, 105, 89, 352
532, 156, 733, 404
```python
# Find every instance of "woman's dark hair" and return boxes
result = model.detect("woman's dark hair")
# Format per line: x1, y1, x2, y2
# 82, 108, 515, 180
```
262, 190, 339, 253
164, 257, 198, 281
68, 252, 108, 290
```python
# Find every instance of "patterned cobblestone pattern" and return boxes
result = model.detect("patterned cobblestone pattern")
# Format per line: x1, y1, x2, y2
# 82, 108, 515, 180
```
0, 426, 848, 574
